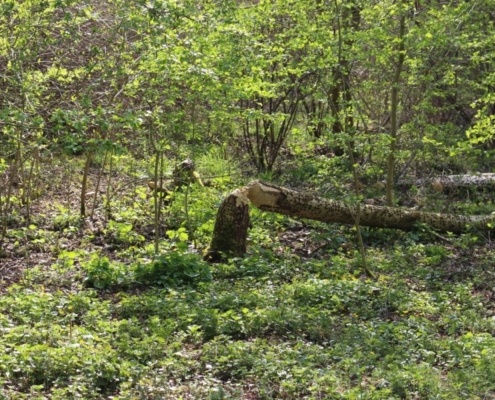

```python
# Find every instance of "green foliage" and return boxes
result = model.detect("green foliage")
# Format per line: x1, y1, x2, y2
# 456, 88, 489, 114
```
197, 145, 238, 190
1, 0, 495, 398
3, 233, 495, 398
134, 252, 212, 286
82, 255, 122, 289
104, 220, 145, 247
52, 205, 82, 232
81, 252, 211, 289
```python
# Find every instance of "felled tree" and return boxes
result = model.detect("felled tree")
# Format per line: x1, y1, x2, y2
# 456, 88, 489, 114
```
205, 180, 495, 260
396, 173, 495, 192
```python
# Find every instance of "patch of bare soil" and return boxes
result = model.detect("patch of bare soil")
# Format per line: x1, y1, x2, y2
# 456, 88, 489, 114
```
278, 223, 349, 257
0, 257, 24, 294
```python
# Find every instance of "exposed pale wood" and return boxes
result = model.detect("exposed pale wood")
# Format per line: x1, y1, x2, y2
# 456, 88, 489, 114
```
147, 180, 172, 194
173, 158, 204, 188
147, 159, 204, 194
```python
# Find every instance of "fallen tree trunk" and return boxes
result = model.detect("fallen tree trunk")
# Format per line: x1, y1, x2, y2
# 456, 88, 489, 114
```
205, 180, 495, 260
430, 174, 495, 192
396, 173, 495, 192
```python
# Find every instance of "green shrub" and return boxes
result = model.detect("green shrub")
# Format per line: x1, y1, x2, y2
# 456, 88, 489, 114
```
135, 252, 212, 286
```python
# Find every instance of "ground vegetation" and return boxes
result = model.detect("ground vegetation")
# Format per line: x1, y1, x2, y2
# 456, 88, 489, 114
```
1, 0, 495, 398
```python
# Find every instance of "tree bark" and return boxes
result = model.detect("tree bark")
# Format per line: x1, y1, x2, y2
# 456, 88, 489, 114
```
206, 180, 495, 259
204, 189, 250, 262
396, 173, 495, 192
245, 180, 495, 232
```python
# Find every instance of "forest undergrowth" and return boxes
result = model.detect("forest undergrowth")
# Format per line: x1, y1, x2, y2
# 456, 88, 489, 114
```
1, 147, 495, 400
2, 0, 495, 398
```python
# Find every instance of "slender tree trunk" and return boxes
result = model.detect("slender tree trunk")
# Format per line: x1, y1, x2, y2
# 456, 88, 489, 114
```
90, 149, 108, 220
153, 150, 163, 255
386, 8, 406, 207
105, 147, 114, 219
348, 142, 374, 279
24, 154, 35, 221
80, 152, 93, 217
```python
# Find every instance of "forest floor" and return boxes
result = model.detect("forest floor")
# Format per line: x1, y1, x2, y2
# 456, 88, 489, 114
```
1, 154, 495, 399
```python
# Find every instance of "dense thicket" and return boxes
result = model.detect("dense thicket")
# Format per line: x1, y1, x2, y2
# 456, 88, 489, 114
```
1, 0, 494, 243
1, 0, 494, 167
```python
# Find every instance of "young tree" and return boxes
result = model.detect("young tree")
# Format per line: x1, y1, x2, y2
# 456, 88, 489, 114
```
223, 0, 316, 172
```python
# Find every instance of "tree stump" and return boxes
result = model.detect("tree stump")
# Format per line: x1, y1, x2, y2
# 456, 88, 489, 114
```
204, 189, 250, 262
